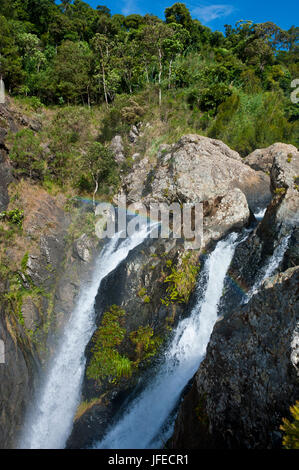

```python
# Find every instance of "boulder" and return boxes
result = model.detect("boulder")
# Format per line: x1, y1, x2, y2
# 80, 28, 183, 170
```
244, 143, 298, 174
203, 188, 250, 246
270, 146, 299, 192
73, 233, 94, 263
121, 134, 271, 212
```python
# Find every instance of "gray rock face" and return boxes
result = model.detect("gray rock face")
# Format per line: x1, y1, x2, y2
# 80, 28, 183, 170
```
119, 134, 271, 248
73, 233, 94, 263
110, 135, 125, 164
0, 153, 12, 211
256, 145, 299, 257
170, 266, 299, 449
0, 316, 37, 449
203, 188, 250, 245
270, 146, 299, 192
122, 134, 270, 211
245, 143, 298, 174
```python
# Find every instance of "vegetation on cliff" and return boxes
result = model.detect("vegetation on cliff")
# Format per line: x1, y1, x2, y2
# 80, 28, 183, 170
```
281, 401, 299, 449
87, 305, 162, 385
0, 2, 298, 183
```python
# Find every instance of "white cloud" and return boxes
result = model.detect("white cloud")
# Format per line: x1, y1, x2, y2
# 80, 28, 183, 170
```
122, 0, 141, 16
191, 4, 235, 23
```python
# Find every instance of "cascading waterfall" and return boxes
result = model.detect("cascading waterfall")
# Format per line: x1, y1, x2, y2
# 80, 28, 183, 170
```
244, 233, 291, 304
0, 78, 5, 104
254, 207, 267, 222
19, 223, 154, 449
96, 232, 239, 449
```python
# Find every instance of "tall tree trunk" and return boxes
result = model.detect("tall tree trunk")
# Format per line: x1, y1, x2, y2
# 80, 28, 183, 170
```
93, 179, 99, 209
168, 59, 173, 89
158, 48, 162, 107
102, 62, 108, 106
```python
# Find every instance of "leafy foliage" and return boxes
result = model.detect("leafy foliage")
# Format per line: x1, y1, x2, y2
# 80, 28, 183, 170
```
87, 305, 163, 384
0, 2, 297, 190
0, 209, 24, 228
163, 252, 200, 305
280, 401, 299, 449
87, 305, 133, 384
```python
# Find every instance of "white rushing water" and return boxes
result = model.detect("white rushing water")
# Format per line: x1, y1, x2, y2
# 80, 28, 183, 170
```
254, 207, 267, 222
19, 223, 153, 449
244, 234, 291, 304
96, 232, 239, 449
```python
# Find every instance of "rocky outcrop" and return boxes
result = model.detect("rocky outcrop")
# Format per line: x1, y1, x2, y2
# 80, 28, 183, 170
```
169, 143, 299, 450
170, 266, 299, 449
244, 143, 298, 174
121, 134, 270, 212
0, 152, 12, 211
110, 135, 125, 164
118, 135, 270, 249
203, 188, 250, 244
228, 141, 299, 292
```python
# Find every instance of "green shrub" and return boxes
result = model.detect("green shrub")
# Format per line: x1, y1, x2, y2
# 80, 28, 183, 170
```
163, 252, 200, 305
129, 326, 162, 365
8, 129, 45, 179
87, 305, 133, 384
0, 209, 24, 228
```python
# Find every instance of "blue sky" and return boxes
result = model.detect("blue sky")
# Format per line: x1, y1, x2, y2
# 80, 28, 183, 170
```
80, 0, 298, 32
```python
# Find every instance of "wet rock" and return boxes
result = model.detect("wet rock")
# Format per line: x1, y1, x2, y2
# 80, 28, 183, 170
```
0, 310, 38, 448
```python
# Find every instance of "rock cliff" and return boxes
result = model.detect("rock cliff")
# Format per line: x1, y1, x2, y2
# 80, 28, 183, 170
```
0, 101, 100, 448
170, 141, 299, 449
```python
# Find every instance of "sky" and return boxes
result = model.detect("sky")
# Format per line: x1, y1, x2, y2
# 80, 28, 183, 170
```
80, 0, 298, 32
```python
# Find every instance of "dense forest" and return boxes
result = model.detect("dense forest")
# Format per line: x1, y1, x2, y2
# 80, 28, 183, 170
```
0, 1, 298, 194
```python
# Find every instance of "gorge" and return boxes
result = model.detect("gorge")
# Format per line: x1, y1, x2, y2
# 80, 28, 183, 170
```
1, 94, 298, 450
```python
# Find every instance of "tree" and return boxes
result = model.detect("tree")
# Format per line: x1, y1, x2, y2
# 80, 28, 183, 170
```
141, 23, 174, 106
92, 33, 110, 105
0, 15, 24, 92
81, 142, 117, 207
165, 3, 193, 31
163, 23, 190, 88
53, 40, 92, 104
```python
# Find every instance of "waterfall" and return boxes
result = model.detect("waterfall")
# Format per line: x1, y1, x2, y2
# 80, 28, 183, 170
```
96, 232, 239, 449
244, 234, 291, 304
0, 78, 5, 104
19, 223, 154, 449
254, 207, 267, 222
